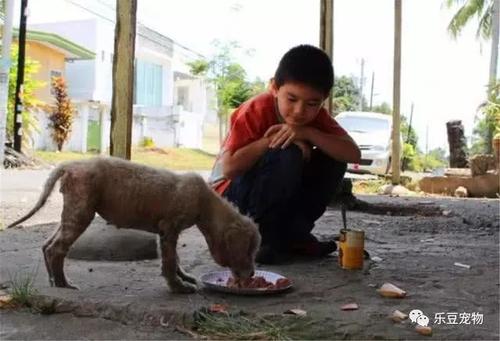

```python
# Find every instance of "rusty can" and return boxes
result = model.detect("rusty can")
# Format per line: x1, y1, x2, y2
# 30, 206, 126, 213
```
338, 229, 365, 269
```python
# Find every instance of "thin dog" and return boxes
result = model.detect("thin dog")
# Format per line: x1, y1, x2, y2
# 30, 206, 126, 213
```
7, 157, 261, 293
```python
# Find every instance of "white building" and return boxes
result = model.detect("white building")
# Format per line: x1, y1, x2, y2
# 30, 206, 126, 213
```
31, 18, 215, 152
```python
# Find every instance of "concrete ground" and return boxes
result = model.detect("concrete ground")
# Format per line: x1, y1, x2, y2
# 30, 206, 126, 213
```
0, 169, 499, 340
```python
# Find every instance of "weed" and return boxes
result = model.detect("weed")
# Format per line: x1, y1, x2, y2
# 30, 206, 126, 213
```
185, 308, 315, 340
7, 266, 39, 307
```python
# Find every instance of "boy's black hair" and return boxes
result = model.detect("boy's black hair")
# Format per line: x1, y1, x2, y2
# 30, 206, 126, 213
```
274, 44, 334, 96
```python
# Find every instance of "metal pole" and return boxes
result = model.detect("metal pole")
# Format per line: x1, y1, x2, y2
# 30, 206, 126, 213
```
0, 0, 15, 167
13, 0, 28, 153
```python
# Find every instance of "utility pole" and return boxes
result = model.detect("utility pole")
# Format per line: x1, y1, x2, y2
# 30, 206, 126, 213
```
359, 58, 364, 111
425, 125, 429, 155
369, 71, 375, 111
0, 0, 15, 167
406, 102, 414, 144
13, 0, 28, 153
401, 102, 414, 172
319, 0, 334, 115
391, 0, 402, 184
109, 0, 137, 159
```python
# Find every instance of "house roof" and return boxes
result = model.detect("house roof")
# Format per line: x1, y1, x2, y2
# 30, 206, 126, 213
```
13, 29, 95, 60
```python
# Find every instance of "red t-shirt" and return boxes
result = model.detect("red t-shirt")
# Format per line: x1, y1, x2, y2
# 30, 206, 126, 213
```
209, 92, 347, 194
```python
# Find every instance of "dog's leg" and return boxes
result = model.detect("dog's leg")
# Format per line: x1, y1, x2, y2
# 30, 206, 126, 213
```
176, 255, 197, 284
44, 199, 95, 289
158, 222, 196, 293
42, 225, 62, 286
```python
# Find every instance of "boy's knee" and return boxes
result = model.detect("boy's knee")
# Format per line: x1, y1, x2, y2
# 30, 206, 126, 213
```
262, 144, 304, 176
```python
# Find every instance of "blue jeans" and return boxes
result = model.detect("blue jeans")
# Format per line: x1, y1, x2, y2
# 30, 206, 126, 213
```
223, 145, 347, 249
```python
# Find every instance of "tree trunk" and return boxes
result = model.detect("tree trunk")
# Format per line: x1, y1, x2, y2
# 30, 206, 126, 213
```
486, 0, 499, 154
110, 0, 137, 160
446, 120, 468, 168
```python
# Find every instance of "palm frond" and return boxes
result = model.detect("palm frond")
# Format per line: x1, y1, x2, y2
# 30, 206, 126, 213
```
446, 0, 491, 38
476, 1, 494, 39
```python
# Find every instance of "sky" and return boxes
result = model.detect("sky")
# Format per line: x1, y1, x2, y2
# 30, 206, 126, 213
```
13, 0, 495, 152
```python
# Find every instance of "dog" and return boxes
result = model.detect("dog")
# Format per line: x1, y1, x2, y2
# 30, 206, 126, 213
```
7, 157, 261, 294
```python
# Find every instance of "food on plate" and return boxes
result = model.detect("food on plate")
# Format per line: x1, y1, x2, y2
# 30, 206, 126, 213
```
226, 276, 291, 290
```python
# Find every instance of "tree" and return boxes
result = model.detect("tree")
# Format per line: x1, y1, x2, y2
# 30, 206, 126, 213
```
48, 76, 74, 151
471, 79, 500, 153
188, 40, 254, 144
332, 75, 361, 113
6, 45, 44, 147
446, 0, 496, 39
446, 0, 499, 152
371, 102, 392, 115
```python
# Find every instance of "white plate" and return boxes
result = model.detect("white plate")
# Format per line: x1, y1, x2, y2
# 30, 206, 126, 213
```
201, 270, 293, 295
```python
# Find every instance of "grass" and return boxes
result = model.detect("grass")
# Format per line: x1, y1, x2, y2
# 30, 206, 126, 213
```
185, 308, 315, 340
352, 179, 388, 194
34, 147, 217, 170
7, 268, 39, 307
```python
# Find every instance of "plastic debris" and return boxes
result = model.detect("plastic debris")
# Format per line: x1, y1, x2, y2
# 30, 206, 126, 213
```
415, 325, 433, 336
454, 262, 471, 269
284, 308, 307, 316
390, 310, 408, 322
341, 303, 359, 311
208, 303, 229, 313
378, 282, 407, 298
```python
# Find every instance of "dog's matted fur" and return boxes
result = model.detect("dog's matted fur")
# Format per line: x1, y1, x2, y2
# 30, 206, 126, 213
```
7, 157, 261, 293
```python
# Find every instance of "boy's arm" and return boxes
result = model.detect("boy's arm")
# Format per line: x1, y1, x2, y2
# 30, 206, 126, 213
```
221, 137, 271, 179
266, 124, 361, 163
304, 128, 361, 163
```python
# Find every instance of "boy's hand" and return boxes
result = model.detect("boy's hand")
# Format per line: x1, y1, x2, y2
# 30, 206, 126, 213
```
265, 124, 309, 149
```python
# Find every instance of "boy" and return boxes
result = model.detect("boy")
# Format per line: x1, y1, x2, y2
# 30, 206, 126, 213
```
209, 44, 361, 264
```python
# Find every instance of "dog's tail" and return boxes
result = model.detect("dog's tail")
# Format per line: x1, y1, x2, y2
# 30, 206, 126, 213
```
7, 164, 66, 228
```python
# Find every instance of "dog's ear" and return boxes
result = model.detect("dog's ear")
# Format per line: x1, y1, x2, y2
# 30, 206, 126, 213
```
247, 225, 261, 260
223, 223, 255, 264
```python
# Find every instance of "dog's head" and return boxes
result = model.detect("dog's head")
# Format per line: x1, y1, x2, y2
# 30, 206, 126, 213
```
213, 216, 260, 281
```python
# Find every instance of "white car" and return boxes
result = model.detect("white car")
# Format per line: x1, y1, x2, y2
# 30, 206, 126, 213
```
336, 111, 394, 175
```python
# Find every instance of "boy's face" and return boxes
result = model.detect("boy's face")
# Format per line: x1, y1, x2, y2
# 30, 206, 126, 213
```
270, 80, 326, 126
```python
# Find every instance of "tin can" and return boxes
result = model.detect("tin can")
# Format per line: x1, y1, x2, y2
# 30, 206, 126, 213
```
338, 229, 365, 269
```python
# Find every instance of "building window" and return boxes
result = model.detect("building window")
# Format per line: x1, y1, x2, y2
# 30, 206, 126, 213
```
134, 60, 163, 106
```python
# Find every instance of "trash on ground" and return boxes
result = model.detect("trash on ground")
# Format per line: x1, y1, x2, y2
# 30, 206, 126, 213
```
283, 308, 307, 316
415, 325, 433, 336
341, 303, 359, 311
378, 282, 407, 298
442, 210, 452, 216
0, 295, 14, 309
208, 303, 229, 313
454, 262, 471, 269
420, 238, 435, 243
371, 256, 383, 262
390, 310, 408, 322
361, 219, 381, 225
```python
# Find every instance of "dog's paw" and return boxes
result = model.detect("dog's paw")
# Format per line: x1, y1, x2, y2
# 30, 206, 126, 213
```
170, 281, 197, 294
181, 274, 198, 285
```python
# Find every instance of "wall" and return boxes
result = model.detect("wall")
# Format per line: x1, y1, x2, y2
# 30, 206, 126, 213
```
25, 42, 66, 103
